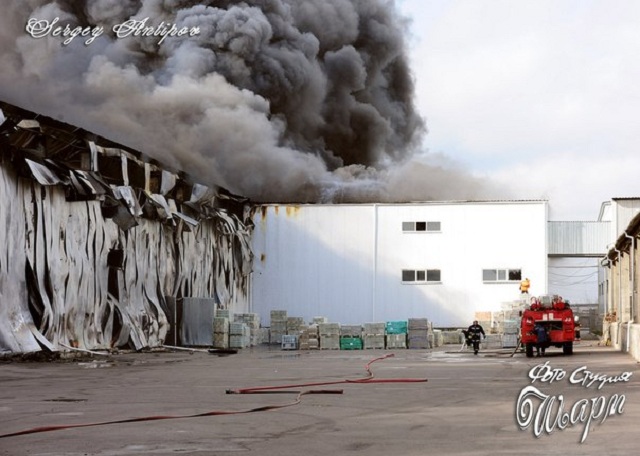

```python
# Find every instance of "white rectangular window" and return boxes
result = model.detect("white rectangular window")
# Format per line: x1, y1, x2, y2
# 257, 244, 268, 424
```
482, 268, 522, 283
402, 269, 441, 283
402, 221, 441, 232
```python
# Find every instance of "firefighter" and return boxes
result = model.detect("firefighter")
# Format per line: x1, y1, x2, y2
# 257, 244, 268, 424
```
520, 277, 531, 294
467, 320, 486, 355
533, 323, 548, 357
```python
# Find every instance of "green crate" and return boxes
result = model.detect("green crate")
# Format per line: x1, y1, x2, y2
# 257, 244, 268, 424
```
340, 337, 363, 350
385, 321, 408, 335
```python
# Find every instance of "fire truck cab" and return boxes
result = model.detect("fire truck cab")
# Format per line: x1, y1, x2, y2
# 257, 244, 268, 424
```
520, 295, 579, 358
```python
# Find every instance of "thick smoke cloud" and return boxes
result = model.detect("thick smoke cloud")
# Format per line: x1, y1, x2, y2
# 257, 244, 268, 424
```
0, 0, 498, 203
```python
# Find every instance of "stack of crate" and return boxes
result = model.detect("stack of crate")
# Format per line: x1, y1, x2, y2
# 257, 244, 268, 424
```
299, 325, 319, 350
339, 325, 363, 350
407, 318, 430, 349
385, 320, 408, 349
217, 309, 231, 319
502, 312, 520, 348
363, 322, 386, 349
229, 322, 250, 348
319, 322, 340, 349
234, 313, 260, 347
212, 314, 229, 349
269, 310, 287, 345
286, 316, 305, 335
431, 329, 444, 348
442, 330, 464, 345
474, 311, 492, 334
312, 316, 329, 325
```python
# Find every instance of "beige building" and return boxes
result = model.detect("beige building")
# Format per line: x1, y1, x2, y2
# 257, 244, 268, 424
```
600, 199, 640, 361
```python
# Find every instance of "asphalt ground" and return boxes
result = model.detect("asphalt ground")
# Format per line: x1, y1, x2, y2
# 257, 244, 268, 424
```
1, 341, 638, 456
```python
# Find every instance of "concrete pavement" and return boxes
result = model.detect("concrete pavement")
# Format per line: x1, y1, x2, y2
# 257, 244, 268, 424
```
1, 341, 638, 455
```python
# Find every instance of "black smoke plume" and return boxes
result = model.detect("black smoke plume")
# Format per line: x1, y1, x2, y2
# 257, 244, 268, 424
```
0, 0, 496, 202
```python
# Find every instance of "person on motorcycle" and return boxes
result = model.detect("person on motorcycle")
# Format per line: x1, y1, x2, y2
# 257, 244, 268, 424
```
467, 320, 486, 355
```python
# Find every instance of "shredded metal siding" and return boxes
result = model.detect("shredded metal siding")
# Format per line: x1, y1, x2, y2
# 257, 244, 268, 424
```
547, 221, 610, 256
0, 102, 253, 355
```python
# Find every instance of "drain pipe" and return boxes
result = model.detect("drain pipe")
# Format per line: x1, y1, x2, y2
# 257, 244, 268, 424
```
600, 255, 612, 313
601, 255, 612, 346
624, 232, 635, 352
372, 204, 378, 322
613, 246, 622, 346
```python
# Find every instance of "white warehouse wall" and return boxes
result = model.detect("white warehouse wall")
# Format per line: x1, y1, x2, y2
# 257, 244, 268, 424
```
250, 201, 548, 327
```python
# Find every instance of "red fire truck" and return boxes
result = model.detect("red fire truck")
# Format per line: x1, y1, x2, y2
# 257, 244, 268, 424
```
520, 295, 579, 358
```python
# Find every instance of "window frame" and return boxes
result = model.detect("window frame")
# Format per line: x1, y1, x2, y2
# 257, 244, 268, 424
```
401, 268, 442, 284
402, 221, 441, 233
482, 268, 522, 283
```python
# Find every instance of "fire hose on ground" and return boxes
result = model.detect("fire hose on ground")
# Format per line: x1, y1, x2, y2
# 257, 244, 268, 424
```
0, 353, 427, 439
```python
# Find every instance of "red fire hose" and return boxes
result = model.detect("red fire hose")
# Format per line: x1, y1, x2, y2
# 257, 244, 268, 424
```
226, 353, 428, 394
0, 353, 427, 439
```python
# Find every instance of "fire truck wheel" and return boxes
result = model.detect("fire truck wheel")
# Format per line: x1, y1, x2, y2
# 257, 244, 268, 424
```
525, 343, 534, 358
563, 342, 573, 355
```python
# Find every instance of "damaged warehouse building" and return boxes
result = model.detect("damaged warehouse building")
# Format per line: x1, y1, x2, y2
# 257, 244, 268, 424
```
0, 101, 254, 355
2, 99, 606, 357
0, 100, 551, 356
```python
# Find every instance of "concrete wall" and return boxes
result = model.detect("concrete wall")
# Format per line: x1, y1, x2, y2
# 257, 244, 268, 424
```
610, 322, 640, 362
602, 204, 640, 361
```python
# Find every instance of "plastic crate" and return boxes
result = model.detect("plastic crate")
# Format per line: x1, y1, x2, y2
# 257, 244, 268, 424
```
281, 334, 298, 350
386, 321, 408, 335
340, 337, 363, 350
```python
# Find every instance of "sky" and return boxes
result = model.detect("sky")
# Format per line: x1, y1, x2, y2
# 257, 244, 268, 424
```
1, 0, 638, 223
0, 0, 622, 303
397, 0, 640, 221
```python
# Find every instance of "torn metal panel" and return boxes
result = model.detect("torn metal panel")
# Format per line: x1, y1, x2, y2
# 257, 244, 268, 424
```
111, 204, 139, 231
0, 100, 254, 355
114, 186, 143, 217
0, 271, 43, 354
66, 169, 107, 200
190, 183, 215, 203
17, 119, 40, 130
143, 191, 173, 221
25, 158, 63, 185
160, 170, 177, 195
162, 296, 179, 346
75, 170, 108, 196
0, 162, 48, 353
87, 140, 99, 172
0, 163, 42, 353
171, 210, 198, 229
